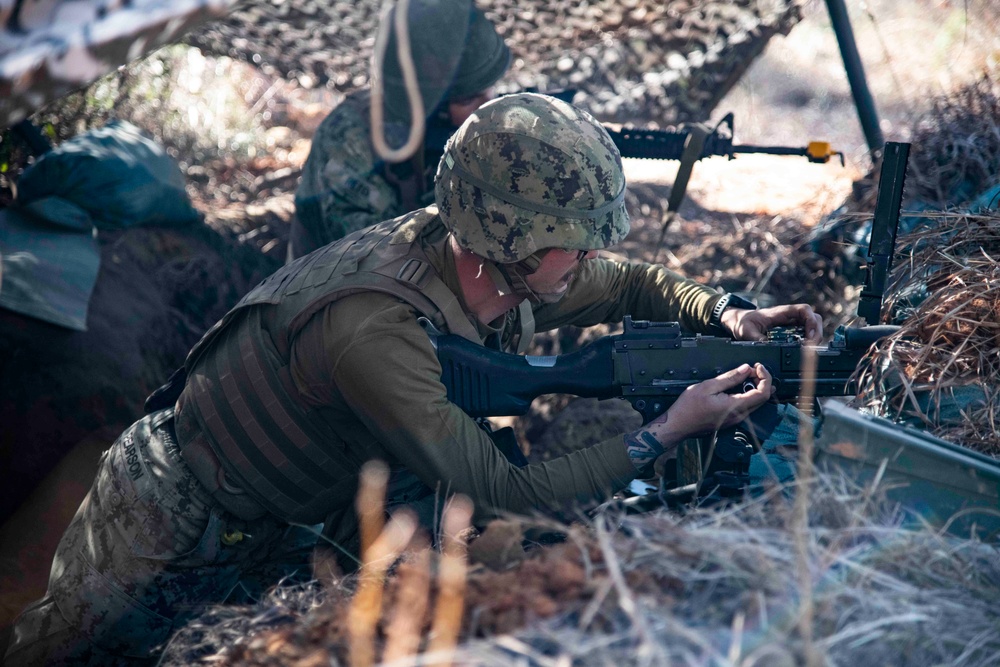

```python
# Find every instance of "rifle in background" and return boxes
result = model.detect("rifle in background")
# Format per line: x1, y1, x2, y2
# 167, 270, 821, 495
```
426, 93, 844, 165
604, 113, 843, 166
424, 98, 844, 234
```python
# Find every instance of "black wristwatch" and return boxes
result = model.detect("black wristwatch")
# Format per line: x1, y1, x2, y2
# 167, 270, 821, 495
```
709, 293, 757, 334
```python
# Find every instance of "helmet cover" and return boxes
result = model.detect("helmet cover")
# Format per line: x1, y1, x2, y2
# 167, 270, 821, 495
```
435, 92, 630, 263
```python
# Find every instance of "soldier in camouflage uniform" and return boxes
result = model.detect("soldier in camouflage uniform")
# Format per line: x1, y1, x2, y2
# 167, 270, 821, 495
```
5, 93, 823, 665
291, 1, 511, 259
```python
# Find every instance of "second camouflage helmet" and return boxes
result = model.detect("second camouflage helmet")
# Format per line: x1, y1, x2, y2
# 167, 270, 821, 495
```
435, 93, 630, 263
380, 0, 509, 124
447, 6, 510, 100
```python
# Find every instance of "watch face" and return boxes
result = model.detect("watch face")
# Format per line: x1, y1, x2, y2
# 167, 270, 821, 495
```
730, 294, 758, 311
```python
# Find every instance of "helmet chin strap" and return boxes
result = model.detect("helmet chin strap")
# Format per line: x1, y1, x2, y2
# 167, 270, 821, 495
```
481, 255, 544, 303
479, 258, 538, 353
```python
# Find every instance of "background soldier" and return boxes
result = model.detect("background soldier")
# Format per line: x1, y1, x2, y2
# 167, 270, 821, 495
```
5, 93, 821, 665
291, 0, 511, 258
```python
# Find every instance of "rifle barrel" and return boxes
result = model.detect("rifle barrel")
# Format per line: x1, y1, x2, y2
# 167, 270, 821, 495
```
731, 144, 809, 158
604, 126, 734, 161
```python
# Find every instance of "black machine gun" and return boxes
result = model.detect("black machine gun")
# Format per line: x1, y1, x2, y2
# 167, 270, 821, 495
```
433, 319, 899, 425
428, 142, 910, 498
430, 318, 899, 499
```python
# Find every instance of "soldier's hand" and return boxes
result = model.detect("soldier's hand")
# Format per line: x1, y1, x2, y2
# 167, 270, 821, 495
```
624, 364, 772, 472
656, 362, 772, 437
721, 304, 824, 344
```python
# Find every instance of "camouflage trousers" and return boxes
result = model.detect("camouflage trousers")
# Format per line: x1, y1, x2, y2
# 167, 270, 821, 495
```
3, 409, 319, 666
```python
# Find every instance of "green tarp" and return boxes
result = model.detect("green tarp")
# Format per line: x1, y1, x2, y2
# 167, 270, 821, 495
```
0, 120, 198, 330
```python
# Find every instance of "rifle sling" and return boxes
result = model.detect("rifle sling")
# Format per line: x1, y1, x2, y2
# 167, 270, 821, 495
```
655, 123, 710, 261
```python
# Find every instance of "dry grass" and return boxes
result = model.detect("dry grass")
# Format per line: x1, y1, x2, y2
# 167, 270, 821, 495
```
160, 471, 1000, 667
856, 213, 1000, 457
908, 75, 1000, 207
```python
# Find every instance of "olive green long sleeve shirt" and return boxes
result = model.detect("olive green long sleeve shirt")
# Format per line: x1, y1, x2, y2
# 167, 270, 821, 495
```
288, 226, 721, 527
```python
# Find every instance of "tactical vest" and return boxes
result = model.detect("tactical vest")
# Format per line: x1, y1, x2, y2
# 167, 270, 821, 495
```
178, 209, 532, 523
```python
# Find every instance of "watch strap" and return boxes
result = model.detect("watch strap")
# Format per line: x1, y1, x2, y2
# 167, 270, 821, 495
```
709, 293, 757, 332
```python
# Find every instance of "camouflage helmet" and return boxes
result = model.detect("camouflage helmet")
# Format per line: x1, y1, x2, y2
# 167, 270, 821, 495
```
435, 93, 630, 264
446, 6, 511, 101
381, 0, 509, 125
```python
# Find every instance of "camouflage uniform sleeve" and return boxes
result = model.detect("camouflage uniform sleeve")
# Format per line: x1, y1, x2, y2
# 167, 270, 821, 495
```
531, 257, 724, 333
292, 92, 404, 255
290, 294, 639, 523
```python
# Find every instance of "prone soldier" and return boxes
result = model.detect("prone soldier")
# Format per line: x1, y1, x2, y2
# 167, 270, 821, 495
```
5, 93, 822, 665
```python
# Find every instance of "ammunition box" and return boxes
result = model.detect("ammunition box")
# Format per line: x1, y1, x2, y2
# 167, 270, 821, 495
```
816, 400, 1000, 541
